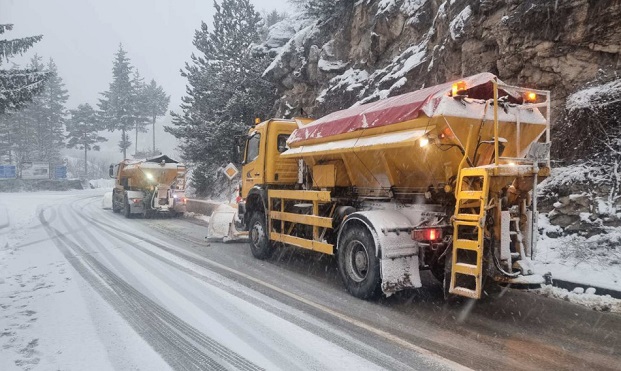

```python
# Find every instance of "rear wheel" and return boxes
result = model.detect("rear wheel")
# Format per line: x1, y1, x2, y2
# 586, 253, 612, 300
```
248, 213, 273, 259
338, 225, 381, 299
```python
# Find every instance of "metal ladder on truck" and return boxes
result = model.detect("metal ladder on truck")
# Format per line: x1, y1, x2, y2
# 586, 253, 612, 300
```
450, 167, 490, 299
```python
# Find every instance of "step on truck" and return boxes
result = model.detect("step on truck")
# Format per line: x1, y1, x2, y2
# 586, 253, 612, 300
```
109, 155, 187, 218
236, 73, 551, 299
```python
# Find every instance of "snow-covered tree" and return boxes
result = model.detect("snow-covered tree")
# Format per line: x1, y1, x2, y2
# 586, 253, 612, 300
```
98, 44, 135, 159
0, 24, 49, 114
38, 58, 68, 162
167, 0, 277, 196
130, 70, 150, 155
5, 56, 68, 166
141, 78, 169, 152
288, 0, 348, 20
66, 103, 107, 177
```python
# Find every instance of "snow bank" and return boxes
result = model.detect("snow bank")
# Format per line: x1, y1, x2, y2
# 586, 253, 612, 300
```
535, 285, 621, 313
566, 78, 621, 111
89, 178, 115, 189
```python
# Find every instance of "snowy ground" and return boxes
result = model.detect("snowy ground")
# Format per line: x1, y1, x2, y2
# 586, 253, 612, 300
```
533, 213, 621, 291
0, 190, 440, 370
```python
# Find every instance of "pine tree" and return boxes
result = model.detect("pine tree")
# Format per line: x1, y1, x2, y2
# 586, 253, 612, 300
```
39, 58, 68, 163
166, 0, 277, 196
98, 44, 135, 159
0, 24, 49, 114
130, 70, 150, 155
7, 56, 67, 167
142, 79, 169, 152
66, 103, 107, 176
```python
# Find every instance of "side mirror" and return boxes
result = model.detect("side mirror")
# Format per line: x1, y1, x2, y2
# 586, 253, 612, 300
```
109, 164, 114, 178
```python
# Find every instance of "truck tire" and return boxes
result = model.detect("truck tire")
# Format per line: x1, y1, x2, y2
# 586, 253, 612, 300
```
123, 196, 132, 219
338, 225, 381, 300
112, 196, 121, 213
248, 213, 273, 259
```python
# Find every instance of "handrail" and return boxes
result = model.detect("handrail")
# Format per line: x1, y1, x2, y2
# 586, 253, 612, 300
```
493, 79, 499, 166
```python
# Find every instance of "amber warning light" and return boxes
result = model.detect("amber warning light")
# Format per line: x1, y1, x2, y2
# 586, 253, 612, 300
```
525, 92, 537, 102
451, 81, 467, 96
412, 227, 443, 242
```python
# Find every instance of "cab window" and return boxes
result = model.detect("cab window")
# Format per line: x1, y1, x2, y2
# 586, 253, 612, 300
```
277, 134, 288, 153
245, 133, 261, 163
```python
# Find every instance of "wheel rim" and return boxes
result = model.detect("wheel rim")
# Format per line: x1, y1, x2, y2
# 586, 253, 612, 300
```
251, 221, 264, 247
345, 239, 370, 282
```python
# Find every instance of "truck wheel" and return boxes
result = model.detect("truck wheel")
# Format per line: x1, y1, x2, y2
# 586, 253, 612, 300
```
123, 197, 132, 219
112, 198, 121, 213
338, 225, 381, 299
248, 213, 273, 259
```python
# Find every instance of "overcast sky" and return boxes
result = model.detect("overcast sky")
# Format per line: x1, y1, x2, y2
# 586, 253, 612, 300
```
0, 0, 292, 157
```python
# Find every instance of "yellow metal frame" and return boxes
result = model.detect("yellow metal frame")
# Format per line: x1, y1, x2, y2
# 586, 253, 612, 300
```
268, 189, 334, 255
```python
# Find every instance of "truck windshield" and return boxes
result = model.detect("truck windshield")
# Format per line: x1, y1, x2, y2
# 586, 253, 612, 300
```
245, 133, 261, 163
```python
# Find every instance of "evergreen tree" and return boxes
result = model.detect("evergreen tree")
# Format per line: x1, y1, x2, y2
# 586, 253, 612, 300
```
288, 0, 349, 20
130, 70, 150, 155
66, 103, 107, 176
98, 44, 135, 159
166, 0, 277, 196
39, 58, 68, 162
142, 79, 169, 152
0, 24, 49, 114
8, 56, 67, 166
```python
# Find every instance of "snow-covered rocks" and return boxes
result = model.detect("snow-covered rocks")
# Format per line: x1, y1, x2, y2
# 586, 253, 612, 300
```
536, 285, 621, 313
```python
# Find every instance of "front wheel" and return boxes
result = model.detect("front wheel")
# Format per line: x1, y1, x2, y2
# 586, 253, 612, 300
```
248, 213, 273, 259
337, 225, 381, 299
123, 196, 132, 219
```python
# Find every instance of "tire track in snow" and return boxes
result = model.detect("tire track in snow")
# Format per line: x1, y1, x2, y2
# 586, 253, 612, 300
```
60, 202, 318, 371
73, 196, 467, 371
38, 205, 263, 371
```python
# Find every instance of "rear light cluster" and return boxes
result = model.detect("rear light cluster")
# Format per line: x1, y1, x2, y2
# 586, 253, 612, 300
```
130, 198, 142, 204
412, 227, 443, 242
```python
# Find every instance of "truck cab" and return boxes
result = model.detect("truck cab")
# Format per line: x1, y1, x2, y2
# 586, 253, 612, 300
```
238, 118, 312, 227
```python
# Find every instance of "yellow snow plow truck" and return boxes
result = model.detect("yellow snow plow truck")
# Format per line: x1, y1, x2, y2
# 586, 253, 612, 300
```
109, 155, 187, 218
236, 73, 551, 300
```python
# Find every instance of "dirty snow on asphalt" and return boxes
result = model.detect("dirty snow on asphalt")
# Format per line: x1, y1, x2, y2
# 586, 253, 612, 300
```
0, 190, 392, 370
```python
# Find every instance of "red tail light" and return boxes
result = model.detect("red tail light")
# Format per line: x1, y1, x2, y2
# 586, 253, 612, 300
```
412, 227, 443, 242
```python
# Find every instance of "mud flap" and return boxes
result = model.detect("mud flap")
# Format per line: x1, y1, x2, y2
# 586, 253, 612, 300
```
380, 255, 422, 296
206, 204, 248, 242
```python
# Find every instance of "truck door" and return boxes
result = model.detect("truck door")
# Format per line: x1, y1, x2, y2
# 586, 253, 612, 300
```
241, 131, 264, 196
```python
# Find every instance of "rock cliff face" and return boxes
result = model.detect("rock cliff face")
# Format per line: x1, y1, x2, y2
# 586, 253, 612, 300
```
260, 0, 621, 238
263, 0, 621, 121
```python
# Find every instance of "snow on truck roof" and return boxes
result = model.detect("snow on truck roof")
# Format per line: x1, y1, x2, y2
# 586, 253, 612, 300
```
287, 72, 535, 145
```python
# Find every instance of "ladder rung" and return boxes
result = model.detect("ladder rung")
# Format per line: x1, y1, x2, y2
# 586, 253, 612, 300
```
453, 220, 480, 228
454, 262, 480, 276
453, 239, 481, 251
454, 213, 481, 222
450, 286, 480, 299
458, 191, 483, 200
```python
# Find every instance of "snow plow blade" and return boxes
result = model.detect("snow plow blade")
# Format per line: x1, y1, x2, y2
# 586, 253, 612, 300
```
102, 192, 113, 209
206, 204, 248, 242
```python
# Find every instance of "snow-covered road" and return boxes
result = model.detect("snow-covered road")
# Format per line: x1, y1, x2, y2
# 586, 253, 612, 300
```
0, 191, 454, 370
1, 190, 620, 370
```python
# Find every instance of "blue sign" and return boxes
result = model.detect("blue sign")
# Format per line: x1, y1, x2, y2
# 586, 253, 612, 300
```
54, 165, 67, 179
0, 165, 17, 179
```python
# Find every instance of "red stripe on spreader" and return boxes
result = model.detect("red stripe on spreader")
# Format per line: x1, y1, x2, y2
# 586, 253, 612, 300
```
289, 72, 497, 145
